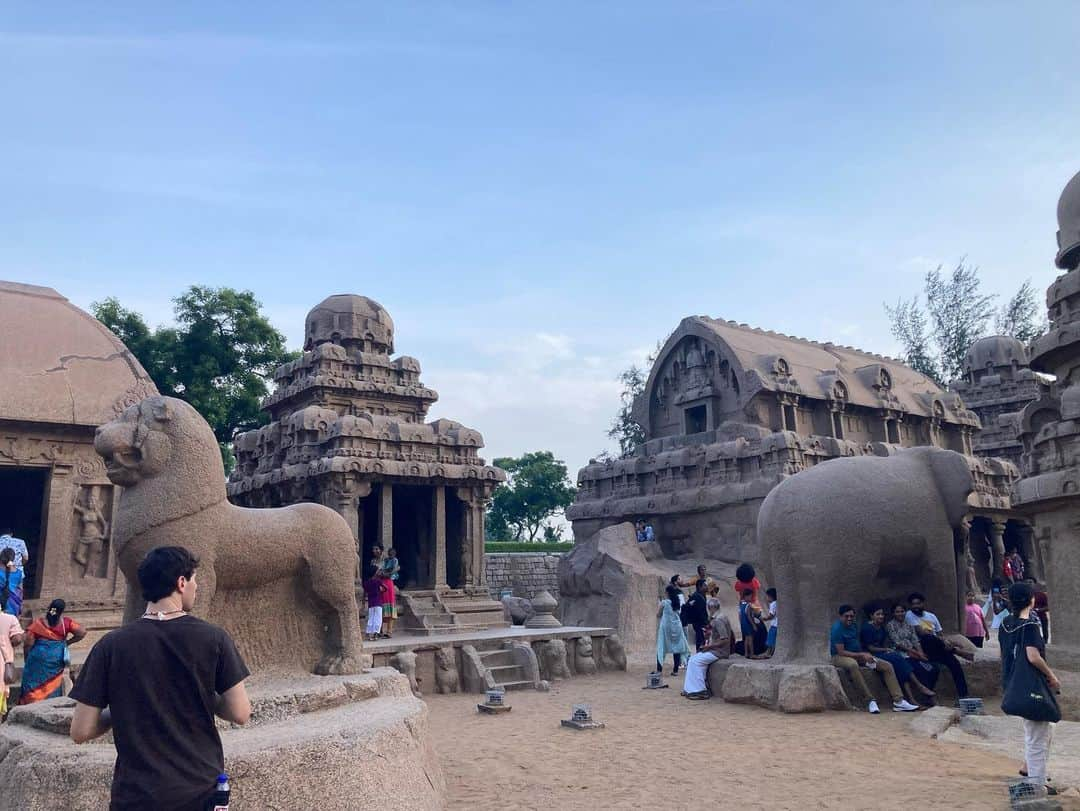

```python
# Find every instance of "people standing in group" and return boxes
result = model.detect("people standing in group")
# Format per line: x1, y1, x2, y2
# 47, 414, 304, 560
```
0, 548, 24, 617
738, 589, 767, 658
381, 547, 400, 584
762, 587, 778, 658
20, 599, 86, 705
0, 529, 28, 572
1029, 579, 1051, 645
964, 590, 991, 648
905, 592, 971, 699
999, 581, 1061, 796
69, 545, 251, 811
860, 605, 936, 706
655, 584, 690, 675
0, 609, 22, 716
681, 597, 732, 699
667, 575, 686, 607
683, 579, 710, 651
733, 563, 761, 603
830, 604, 920, 713
379, 569, 396, 639
362, 563, 386, 642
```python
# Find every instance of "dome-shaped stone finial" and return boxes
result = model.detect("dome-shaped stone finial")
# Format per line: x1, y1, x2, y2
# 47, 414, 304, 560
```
304, 294, 394, 353
962, 335, 1029, 375
1057, 170, 1080, 270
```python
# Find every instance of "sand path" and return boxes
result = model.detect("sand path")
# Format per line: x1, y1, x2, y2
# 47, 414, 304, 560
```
426, 664, 1067, 811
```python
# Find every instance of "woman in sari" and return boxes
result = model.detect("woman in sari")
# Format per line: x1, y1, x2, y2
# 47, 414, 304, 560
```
0, 548, 24, 616
20, 599, 86, 705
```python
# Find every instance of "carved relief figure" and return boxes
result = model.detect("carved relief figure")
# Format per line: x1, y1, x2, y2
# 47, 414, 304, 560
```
72, 486, 109, 578
434, 647, 459, 694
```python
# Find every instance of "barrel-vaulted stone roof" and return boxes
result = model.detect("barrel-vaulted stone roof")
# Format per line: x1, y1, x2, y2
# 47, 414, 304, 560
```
636, 316, 975, 428
0, 281, 158, 427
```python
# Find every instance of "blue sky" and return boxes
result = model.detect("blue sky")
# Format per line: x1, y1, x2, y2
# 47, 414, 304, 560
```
3, 3, 1077, 481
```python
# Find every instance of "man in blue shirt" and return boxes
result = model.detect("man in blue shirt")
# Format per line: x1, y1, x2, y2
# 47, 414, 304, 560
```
830, 604, 919, 714
0, 529, 29, 571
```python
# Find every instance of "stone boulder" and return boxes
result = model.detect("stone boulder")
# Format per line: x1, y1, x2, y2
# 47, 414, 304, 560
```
558, 522, 666, 653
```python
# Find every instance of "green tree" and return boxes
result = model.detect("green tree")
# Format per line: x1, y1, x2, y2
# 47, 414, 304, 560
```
92, 287, 296, 472
995, 280, 1047, 344
486, 451, 576, 542
608, 364, 647, 456
885, 260, 1040, 386
608, 338, 665, 457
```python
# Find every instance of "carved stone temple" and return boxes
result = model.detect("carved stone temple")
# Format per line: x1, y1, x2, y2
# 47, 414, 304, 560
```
227, 295, 507, 628
0, 281, 158, 609
949, 335, 1046, 586
1014, 169, 1080, 664
567, 316, 1021, 569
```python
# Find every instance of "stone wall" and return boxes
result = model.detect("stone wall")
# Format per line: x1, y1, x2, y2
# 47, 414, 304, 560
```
485, 552, 562, 601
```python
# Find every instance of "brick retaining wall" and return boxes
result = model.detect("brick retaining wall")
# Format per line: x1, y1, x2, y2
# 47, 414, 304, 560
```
485, 552, 562, 601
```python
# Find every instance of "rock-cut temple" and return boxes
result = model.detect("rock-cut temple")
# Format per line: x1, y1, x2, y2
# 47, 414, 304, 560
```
228, 294, 506, 630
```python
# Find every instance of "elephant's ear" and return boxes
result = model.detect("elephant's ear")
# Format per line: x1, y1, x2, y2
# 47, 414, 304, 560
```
929, 449, 974, 527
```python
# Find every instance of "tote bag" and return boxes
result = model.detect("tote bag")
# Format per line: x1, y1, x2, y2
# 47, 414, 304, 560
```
1001, 619, 1061, 723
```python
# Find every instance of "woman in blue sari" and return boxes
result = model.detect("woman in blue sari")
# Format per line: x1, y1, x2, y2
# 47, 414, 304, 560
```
20, 599, 86, 705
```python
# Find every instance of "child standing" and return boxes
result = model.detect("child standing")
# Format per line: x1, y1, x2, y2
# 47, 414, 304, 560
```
762, 587, 778, 657
964, 590, 989, 648
362, 564, 385, 642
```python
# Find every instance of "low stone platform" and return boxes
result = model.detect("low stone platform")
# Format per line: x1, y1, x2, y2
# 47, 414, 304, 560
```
0, 668, 445, 810
366, 625, 625, 696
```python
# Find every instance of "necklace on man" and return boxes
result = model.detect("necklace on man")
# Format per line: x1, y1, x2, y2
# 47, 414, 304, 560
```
142, 609, 186, 621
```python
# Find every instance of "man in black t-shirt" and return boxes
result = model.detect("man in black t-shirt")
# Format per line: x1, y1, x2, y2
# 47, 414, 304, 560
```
70, 546, 251, 811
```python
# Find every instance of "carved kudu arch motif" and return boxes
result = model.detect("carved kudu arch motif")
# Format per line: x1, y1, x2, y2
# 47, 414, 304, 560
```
636, 319, 750, 440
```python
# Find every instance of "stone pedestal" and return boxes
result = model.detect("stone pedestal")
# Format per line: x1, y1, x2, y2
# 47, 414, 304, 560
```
524, 590, 562, 629
0, 668, 445, 810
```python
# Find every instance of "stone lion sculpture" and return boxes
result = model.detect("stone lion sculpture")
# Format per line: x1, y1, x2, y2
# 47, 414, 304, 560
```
95, 396, 364, 675
434, 647, 459, 694
535, 639, 571, 681
572, 636, 598, 676
759, 446, 973, 664
597, 635, 627, 671
390, 651, 422, 697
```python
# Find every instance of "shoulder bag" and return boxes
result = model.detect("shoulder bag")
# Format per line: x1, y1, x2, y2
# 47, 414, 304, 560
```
1001, 619, 1061, 723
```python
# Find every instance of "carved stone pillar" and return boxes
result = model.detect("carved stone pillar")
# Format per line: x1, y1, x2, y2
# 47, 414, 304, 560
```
380, 483, 393, 551
433, 485, 447, 589
1017, 521, 1042, 582
988, 520, 1007, 581
472, 501, 487, 587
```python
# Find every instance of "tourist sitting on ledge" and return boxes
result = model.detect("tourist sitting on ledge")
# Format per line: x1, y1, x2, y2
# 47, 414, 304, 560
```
885, 603, 940, 692
905, 592, 971, 699
830, 604, 920, 714
860, 605, 936, 706
681, 597, 732, 700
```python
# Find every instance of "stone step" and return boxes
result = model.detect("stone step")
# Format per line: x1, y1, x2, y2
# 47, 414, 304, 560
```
486, 664, 524, 677
494, 679, 536, 691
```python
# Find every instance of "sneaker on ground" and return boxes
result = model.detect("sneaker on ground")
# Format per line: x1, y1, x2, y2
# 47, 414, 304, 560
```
868, 700, 880, 714
893, 699, 920, 712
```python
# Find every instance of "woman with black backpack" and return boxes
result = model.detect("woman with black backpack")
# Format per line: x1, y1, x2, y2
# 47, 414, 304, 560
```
1000, 581, 1062, 796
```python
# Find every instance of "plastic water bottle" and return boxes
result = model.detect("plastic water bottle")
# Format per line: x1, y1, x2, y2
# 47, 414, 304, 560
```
208, 773, 230, 810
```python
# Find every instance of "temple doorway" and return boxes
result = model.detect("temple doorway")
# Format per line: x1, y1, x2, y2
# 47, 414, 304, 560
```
0, 467, 49, 599
446, 494, 465, 589
393, 485, 433, 589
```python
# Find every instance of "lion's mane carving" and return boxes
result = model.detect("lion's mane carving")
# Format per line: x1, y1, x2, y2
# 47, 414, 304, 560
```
95, 396, 364, 674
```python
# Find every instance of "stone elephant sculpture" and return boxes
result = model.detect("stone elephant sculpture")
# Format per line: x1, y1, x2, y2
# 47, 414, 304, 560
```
759, 446, 973, 663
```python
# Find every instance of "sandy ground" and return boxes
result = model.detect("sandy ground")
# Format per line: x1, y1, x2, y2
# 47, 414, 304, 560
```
426, 664, 1073, 811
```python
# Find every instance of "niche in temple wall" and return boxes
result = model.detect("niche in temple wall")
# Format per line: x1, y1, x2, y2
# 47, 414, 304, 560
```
649, 337, 739, 438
